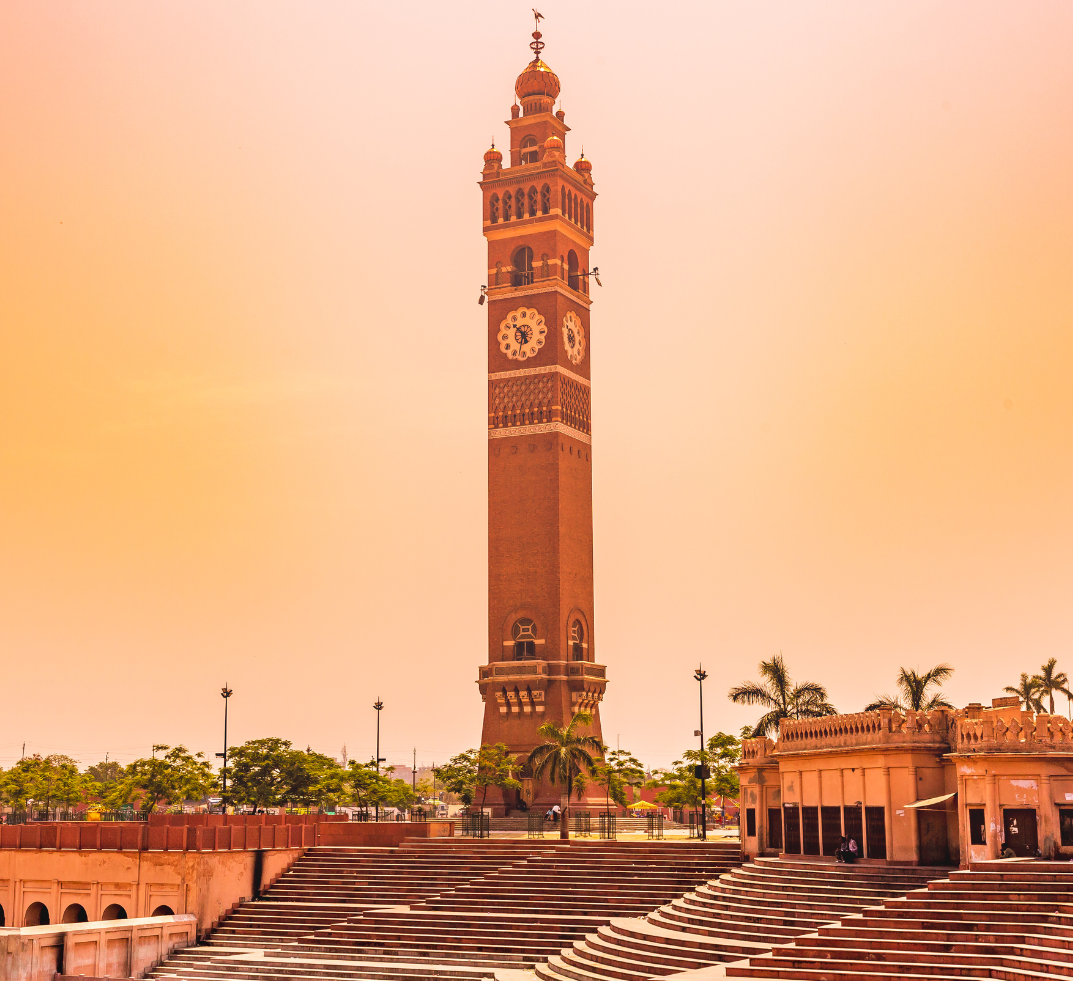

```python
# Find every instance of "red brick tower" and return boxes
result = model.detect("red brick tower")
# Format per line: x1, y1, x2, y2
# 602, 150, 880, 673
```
477, 22, 607, 815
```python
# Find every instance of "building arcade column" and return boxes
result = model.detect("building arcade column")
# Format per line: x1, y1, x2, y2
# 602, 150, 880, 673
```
985, 770, 1000, 859
1040, 772, 1057, 859
882, 765, 894, 862
907, 764, 921, 865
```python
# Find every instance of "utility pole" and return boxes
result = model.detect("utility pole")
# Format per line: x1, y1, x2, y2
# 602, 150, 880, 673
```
694, 666, 708, 842
373, 699, 384, 821
217, 685, 233, 814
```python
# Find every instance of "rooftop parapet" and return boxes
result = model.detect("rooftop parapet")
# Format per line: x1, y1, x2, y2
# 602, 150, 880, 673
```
955, 711, 1073, 754
740, 708, 956, 761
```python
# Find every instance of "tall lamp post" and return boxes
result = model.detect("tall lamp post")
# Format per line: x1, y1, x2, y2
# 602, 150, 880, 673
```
694, 666, 708, 841
373, 699, 385, 821
216, 685, 233, 814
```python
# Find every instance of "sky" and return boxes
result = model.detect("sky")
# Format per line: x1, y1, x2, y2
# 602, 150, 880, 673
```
1, 1, 1071, 773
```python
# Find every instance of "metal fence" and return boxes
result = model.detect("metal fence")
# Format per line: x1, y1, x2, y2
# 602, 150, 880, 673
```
646, 813, 664, 839
598, 812, 617, 839
460, 813, 490, 838
2, 809, 145, 825
571, 811, 591, 836
527, 811, 546, 838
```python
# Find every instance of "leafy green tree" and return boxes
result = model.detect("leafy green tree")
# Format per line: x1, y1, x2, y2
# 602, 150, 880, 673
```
284, 750, 346, 810
475, 744, 521, 812
434, 751, 479, 806
0, 756, 47, 809
592, 748, 645, 815
1004, 673, 1044, 713
728, 653, 837, 738
1031, 658, 1072, 716
865, 664, 954, 712
433, 745, 520, 812
226, 738, 295, 812
106, 745, 214, 814
346, 761, 413, 817
652, 733, 742, 823
51, 759, 88, 810
84, 760, 124, 805
526, 711, 601, 839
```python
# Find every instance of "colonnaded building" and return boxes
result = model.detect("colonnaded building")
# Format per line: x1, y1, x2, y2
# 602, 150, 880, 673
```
475, 24, 607, 814
739, 695, 1073, 865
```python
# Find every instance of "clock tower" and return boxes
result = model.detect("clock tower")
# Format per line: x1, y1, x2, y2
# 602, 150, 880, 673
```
477, 22, 607, 814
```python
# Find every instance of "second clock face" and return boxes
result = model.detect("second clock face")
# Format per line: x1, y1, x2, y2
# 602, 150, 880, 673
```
499, 307, 547, 361
562, 311, 586, 365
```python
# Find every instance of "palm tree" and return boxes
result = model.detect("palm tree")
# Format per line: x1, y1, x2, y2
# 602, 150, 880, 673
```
865, 664, 955, 713
1004, 673, 1044, 713
526, 711, 602, 840
728, 653, 837, 739
1031, 658, 1072, 716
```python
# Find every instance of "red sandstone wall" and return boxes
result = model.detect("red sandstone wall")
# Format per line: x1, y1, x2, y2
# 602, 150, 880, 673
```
313, 822, 454, 847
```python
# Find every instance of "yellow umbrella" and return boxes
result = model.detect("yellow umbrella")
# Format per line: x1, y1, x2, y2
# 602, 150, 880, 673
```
627, 799, 661, 809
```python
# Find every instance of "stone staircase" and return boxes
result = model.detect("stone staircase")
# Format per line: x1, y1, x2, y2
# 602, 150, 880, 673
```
146, 837, 740, 981
536, 857, 945, 981
726, 860, 1073, 981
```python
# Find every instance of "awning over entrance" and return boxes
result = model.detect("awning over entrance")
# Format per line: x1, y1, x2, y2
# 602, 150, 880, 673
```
905, 792, 957, 809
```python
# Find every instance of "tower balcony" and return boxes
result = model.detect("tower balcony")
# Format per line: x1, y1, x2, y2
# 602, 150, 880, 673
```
477, 660, 607, 716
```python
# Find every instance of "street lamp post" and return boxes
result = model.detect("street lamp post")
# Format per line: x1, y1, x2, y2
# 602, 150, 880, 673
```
694, 666, 708, 841
217, 685, 233, 814
373, 699, 385, 821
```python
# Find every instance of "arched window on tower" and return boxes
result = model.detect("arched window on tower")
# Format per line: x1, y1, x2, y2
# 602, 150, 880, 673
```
560, 186, 566, 215
585, 202, 591, 232
489, 195, 499, 224
503, 191, 512, 221
528, 186, 538, 218
520, 135, 539, 165
571, 620, 586, 662
512, 618, 537, 660
568, 250, 580, 292
541, 184, 551, 214
512, 246, 534, 287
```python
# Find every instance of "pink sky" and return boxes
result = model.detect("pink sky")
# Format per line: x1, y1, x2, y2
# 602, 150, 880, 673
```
1, 1, 1071, 772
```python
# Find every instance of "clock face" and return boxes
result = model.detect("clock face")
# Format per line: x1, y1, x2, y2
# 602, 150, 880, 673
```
499, 307, 547, 361
562, 311, 586, 365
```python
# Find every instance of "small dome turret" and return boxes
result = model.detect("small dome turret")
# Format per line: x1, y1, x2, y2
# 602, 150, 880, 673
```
542, 134, 564, 162
573, 152, 591, 176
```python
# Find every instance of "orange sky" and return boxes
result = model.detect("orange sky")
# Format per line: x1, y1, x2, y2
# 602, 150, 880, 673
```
1, 2, 1071, 772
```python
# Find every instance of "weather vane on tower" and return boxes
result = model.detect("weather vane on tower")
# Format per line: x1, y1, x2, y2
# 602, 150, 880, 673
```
531, 9, 545, 60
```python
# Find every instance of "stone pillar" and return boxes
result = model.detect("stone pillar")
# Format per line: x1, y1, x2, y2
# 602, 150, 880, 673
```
985, 770, 1000, 859
882, 765, 894, 863
1040, 772, 1057, 859
861, 768, 869, 859
839, 768, 847, 835
796, 769, 805, 852
956, 773, 967, 868
907, 764, 920, 865
779, 769, 787, 855
757, 777, 769, 855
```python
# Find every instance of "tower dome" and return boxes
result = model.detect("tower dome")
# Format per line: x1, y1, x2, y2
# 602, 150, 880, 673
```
515, 28, 560, 114
484, 143, 503, 167
515, 59, 561, 103
542, 134, 564, 162
573, 152, 591, 176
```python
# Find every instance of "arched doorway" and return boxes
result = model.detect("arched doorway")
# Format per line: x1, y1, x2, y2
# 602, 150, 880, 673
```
24, 902, 50, 926
62, 903, 89, 923
152, 905, 175, 917
101, 903, 127, 920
